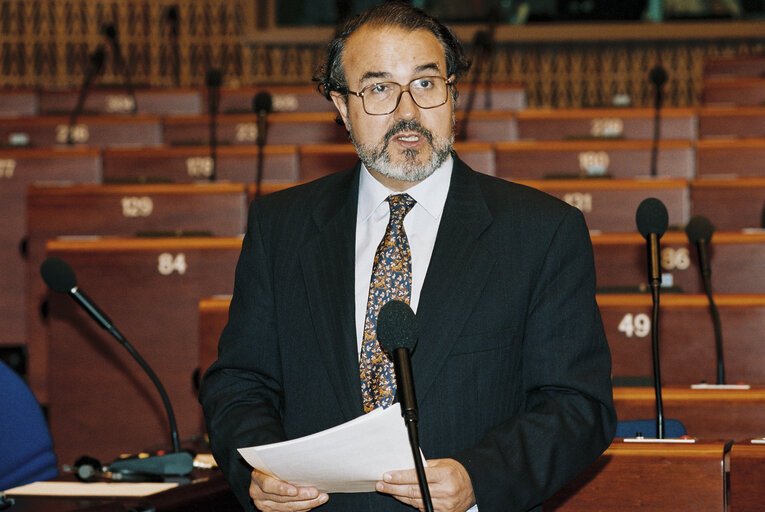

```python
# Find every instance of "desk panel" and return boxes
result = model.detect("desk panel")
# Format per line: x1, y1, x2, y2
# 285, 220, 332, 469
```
704, 56, 765, 79
495, 140, 693, 179
703, 78, 765, 107
696, 139, 765, 178
0, 90, 37, 116
614, 387, 765, 440
514, 178, 689, 232
729, 440, 765, 512
45, 238, 243, 465
26, 184, 247, 403
0, 148, 100, 347
219, 85, 335, 114
691, 178, 765, 230
0, 115, 163, 148
592, 232, 765, 294
103, 145, 299, 183
38, 88, 203, 115
546, 439, 729, 511
516, 108, 696, 141
162, 113, 349, 146
599, 294, 765, 385
698, 106, 765, 139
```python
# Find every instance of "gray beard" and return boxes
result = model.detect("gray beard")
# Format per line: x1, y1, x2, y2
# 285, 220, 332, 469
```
349, 118, 454, 182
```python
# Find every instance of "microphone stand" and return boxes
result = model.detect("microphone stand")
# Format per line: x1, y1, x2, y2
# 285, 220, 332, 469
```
393, 348, 433, 512
647, 233, 665, 439
458, 8, 497, 141
206, 69, 222, 181
68, 46, 105, 145
103, 23, 137, 114
649, 65, 667, 177
696, 238, 725, 384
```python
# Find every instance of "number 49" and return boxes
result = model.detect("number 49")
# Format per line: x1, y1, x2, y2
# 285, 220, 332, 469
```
618, 313, 651, 338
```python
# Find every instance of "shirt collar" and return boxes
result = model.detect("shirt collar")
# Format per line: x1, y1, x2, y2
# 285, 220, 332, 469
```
357, 154, 453, 223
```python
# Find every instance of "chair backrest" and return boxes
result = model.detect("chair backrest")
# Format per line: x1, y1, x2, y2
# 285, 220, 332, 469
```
0, 360, 58, 490
615, 419, 687, 439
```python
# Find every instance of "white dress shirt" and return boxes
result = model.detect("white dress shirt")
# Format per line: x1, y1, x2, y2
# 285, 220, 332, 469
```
354, 156, 453, 352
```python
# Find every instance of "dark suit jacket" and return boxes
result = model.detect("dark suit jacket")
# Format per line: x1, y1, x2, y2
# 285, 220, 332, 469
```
199, 156, 616, 512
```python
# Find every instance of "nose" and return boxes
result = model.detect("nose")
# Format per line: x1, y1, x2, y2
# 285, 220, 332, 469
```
393, 88, 419, 121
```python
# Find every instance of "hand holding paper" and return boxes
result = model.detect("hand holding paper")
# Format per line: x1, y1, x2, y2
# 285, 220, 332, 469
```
238, 403, 420, 493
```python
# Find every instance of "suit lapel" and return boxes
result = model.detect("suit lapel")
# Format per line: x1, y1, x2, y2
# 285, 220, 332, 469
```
299, 166, 364, 422
413, 158, 497, 403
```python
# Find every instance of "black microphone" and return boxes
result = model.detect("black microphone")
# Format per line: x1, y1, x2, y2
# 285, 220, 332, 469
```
377, 300, 433, 512
68, 46, 106, 145
40, 257, 193, 477
206, 69, 222, 181
686, 215, 725, 384
102, 23, 137, 114
163, 6, 181, 86
253, 91, 273, 198
649, 65, 667, 177
636, 197, 669, 439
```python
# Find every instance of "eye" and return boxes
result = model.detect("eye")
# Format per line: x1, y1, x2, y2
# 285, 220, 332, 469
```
413, 78, 434, 89
368, 83, 391, 95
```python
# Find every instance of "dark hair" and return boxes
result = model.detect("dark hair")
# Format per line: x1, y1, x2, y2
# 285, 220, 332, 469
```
315, 1, 471, 100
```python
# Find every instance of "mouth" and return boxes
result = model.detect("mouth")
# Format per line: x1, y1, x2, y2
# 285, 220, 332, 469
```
392, 132, 422, 146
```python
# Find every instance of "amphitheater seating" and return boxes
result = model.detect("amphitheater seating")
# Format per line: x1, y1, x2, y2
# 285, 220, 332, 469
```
698, 106, 765, 139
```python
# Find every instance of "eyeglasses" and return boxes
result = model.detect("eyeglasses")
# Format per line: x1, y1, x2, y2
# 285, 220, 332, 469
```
347, 76, 453, 115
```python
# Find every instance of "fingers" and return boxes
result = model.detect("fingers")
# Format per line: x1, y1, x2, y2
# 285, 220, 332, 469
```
250, 470, 329, 512
375, 459, 475, 512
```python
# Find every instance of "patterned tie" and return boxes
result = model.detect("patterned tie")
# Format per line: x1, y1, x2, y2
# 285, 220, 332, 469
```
360, 193, 417, 413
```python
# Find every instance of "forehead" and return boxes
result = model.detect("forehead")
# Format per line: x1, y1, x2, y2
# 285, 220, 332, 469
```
341, 24, 447, 85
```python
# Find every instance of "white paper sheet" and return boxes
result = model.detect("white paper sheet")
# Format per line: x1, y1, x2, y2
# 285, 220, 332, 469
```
2, 481, 178, 497
238, 403, 419, 492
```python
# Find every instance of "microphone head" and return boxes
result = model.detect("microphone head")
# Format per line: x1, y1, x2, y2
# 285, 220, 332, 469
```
253, 91, 273, 114
40, 257, 78, 293
205, 69, 222, 88
377, 300, 418, 354
636, 197, 669, 239
649, 65, 668, 87
685, 215, 715, 244
102, 23, 117, 41
90, 46, 106, 72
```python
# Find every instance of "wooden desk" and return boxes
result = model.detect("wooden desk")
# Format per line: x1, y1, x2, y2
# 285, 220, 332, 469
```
592, 231, 765, 294
599, 294, 765, 385
729, 440, 765, 512
162, 112, 349, 146
696, 138, 765, 178
198, 296, 231, 387
614, 387, 765, 440
455, 110, 519, 142
102, 145, 299, 183
219, 85, 335, 114
703, 78, 765, 107
690, 178, 765, 230
513, 178, 689, 232
704, 55, 765, 79
545, 439, 730, 511
44, 237, 243, 465
0, 89, 37, 116
5, 469, 240, 511
698, 106, 765, 139
0, 115, 163, 148
0, 148, 100, 348
26, 184, 247, 403
38, 88, 203, 115
515, 108, 696, 141
495, 140, 693, 179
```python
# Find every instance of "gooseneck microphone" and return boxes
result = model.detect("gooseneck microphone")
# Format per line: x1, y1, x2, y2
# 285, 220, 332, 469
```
68, 46, 106, 145
40, 257, 193, 477
649, 65, 667, 177
636, 198, 669, 439
253, 91, 273, 198
686, 215, 725, 384
206, 69, 222, 181
377, 300, 433, 512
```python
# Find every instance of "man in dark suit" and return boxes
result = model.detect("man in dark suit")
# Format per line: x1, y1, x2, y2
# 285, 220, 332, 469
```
199, 3, 616, 512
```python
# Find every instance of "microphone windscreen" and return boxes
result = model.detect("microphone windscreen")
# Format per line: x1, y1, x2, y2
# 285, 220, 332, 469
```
253, 91, 273, 114
649, 65, 668, 87
377, 300, 418, 353
102, 23, 117, 41
685, 215, 715, 244
636, 197, 669, 239
41, 257, 78, 293
205, 69, 222, 87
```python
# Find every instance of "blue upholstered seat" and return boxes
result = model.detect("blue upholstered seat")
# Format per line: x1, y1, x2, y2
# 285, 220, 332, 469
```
615, 419, 687, 439
0, 360, 58, 490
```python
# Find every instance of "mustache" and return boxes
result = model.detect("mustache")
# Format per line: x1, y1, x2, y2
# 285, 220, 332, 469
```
382, 120, 434, 150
